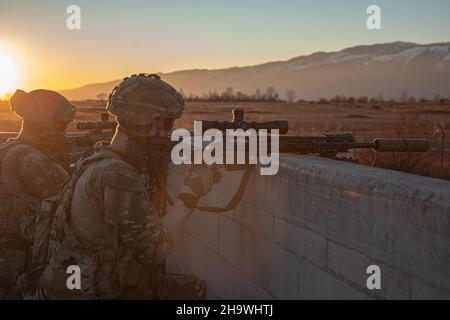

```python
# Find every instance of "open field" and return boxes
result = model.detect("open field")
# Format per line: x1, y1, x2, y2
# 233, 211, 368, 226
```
1, 100, 449, 180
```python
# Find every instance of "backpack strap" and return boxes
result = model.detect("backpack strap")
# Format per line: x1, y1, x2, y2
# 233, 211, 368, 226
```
17, 151, 113, 297
0, 140, 26, 173
43, 148, 122, 263
0, 140, 33, 248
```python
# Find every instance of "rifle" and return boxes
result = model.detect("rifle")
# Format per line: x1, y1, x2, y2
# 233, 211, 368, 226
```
193, 109, 430, 212
0, 109, 430, 213
0, 113, 116, 169
201, 108, 429, 157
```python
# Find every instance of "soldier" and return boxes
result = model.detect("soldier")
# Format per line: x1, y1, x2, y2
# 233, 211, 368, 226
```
39, 74, 215, 299
0, 89, 75, 298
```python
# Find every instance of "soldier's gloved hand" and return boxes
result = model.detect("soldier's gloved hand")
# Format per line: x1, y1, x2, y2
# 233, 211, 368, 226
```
178, 165, 221, 208
185, 164, 221, 197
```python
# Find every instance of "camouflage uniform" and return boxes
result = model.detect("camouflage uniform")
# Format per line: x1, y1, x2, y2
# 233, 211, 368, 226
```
0, 89, 74, 299
0, 140, 68, 298
40, 144, 206, 299
38, 74, 207, 299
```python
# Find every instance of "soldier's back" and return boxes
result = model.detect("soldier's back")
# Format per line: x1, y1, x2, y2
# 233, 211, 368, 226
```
69, 146, 142, 246
0, 140, 68, 298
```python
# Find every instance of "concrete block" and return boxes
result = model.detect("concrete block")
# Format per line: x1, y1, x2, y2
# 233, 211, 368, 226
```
241, 170, 273, 210
197, 190, 234, 216
274, 218, 327, 267
327, 241, 370, 287
298, 259, 365, 300
376, 265, 411, 300
198, 213, 221, 252
185, 211, 221, 253
167, 155, 450, 300
165, 241, 189, 274
207, 287, 220, 300
327, 241, 411, 299
279, 156, 450, 292
232, 271, 273, 300
220, 217, 297, 299
411, 280, 450, 300
251, 238, 298, 300
234, 200, 274, 239
182, 233, 206, 280
184, 211, 198, 236
204, 248, 235, 299
219, 216, 253, 276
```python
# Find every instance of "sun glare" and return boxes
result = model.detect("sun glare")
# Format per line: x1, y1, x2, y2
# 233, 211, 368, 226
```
0, 51, 18, 99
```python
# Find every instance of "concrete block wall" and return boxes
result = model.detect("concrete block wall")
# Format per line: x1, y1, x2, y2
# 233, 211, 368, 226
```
165, 156, 450, 300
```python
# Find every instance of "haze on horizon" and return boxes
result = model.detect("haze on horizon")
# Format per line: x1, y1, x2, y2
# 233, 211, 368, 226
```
0, 0, 449, 94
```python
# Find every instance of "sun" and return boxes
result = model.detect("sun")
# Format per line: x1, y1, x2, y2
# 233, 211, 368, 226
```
0, 51, 18, 99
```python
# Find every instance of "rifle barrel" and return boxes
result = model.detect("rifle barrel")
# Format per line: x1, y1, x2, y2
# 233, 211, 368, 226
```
373, 138, 430, 152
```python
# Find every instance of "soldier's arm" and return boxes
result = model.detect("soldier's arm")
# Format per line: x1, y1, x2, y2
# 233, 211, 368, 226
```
100, 164, 173, 266
15, 146, 69, 199
160, 187, 195, 245
160, 165, 217, 245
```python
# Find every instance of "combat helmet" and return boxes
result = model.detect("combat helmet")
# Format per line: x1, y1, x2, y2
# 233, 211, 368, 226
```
9, 89, 75, 130
106, 73, 184, 126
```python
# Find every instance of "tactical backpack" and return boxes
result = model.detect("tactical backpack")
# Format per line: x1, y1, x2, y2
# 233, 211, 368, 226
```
17, 149, 114, 298
25, 147, 206, 300
0, 140, 37, 298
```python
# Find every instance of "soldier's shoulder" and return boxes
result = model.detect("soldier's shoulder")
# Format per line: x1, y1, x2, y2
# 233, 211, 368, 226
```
2, 141, 44, 162
87, 151, 143, 192
2, 141, 61, 173
1, 141, 68, 198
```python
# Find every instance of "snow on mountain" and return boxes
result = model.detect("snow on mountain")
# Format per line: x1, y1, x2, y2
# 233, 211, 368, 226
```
60, 42, 450, 100
371, 45, 450, 63
241, 43, 450, 73
269, 43, 450, 71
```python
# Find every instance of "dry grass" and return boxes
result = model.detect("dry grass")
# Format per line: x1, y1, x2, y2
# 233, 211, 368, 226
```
356, 114, 450, 180
1, 100, 449, 180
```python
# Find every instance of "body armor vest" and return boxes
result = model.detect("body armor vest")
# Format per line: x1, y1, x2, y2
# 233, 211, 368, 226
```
0, 141, 38, 298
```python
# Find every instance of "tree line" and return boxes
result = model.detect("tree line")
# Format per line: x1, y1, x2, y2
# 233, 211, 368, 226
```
92, 89, 450, 105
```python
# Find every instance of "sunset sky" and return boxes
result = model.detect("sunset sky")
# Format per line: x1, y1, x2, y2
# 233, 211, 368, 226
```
0, 0, 449, 96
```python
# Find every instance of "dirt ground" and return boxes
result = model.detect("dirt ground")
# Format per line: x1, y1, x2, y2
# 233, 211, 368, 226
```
1, 100, 449, 180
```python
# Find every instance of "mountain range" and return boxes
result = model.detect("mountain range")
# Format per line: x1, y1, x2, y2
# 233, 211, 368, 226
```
60, 42, 450, 101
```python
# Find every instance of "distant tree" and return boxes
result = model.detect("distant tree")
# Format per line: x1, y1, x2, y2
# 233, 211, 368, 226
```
347, 96, 356, 105
332, 94, 348, 104
330, 95, 338, 104
266, 86, 278, 101
369, 97, 378, 105
96, 93, 107, 101
236, 91, 246, 101
286, 89, 296, 103
357, 96, 368, 104
318, 98, 329, 105
434, 94, 441, 102
224, 87, 234, 100
255, 88, 261, 100
208, 90, 219, 101
400, 91, 408, 103
408, 97, 417, 104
